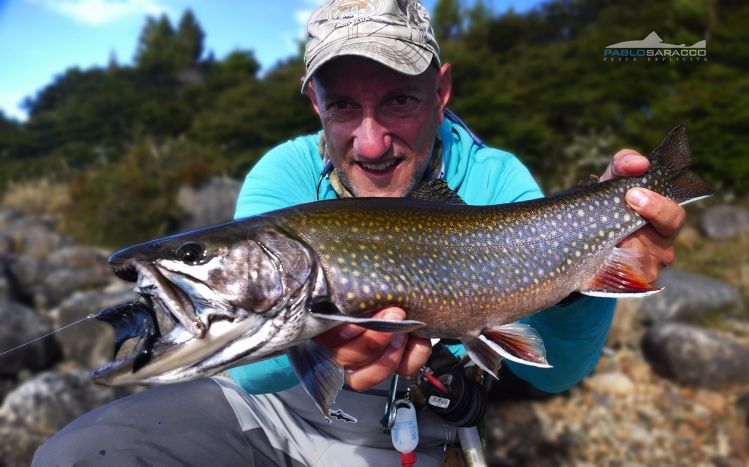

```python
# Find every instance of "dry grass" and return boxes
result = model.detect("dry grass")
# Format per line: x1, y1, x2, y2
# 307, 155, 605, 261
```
1, 178, 73, 218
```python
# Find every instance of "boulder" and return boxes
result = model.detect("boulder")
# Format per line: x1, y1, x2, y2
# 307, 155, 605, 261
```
0, 370, 129, 467
1, 216, 72, 259
701, 205, 749, 241
38, 268, 113, 310
54, 287, 140, 368
0, 264, 9, 300
0, 299, 60, 377
0, 207, 21, 230
642, 322, 749, 389
176, 177, 241, 230
4, 255, 45, 304
636, 268, 744, 324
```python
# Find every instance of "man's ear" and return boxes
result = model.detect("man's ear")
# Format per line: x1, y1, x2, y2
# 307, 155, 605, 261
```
305, 78, 322, 116
435, 63, 452, 125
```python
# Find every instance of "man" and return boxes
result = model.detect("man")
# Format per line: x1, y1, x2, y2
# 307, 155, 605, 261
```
34, 1, 685, 465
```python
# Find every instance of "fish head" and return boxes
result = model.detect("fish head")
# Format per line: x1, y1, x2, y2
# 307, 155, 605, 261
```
94, 219, 322, 386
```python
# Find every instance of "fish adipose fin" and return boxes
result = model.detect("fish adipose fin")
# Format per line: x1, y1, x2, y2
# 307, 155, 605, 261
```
581, 247, 661, 297
463, 323, 551, 375
407, 179, 466, 204
287, 340, 344, 422
649, 125, 712, 205
310, 312, 426, 332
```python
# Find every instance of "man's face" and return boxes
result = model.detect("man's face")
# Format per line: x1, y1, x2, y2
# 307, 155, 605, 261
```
307, 57, 452, 197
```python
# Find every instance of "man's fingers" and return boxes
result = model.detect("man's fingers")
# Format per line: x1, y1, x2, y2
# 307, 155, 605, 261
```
396, 337, 432, 377
626, 188, 686, 238
346, 333, 407, 391
600, 150, 649, 181
325, 308, 406, 369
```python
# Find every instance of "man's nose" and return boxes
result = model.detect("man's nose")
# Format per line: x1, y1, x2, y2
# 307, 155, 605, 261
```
352, 115, 392, 160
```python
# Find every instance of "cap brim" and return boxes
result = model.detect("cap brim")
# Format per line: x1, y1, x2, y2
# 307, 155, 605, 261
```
301, 37, 437, 93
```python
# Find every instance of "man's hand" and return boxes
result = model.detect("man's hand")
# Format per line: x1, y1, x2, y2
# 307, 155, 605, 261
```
600, 149, 687, 281
314, 308, 432, 391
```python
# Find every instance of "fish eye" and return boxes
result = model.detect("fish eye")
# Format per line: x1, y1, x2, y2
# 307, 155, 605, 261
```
175, 242, 206, 265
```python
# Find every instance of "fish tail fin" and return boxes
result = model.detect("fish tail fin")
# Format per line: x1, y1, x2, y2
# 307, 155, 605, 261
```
649, 124, 713, 205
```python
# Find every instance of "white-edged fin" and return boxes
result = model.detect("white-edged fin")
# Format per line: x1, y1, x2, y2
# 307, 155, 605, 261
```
461, 337, 502, 379
480, 323, 551, 368
581, 246, 661, 297
287, 341, 344, 422
310, 313, 425, 332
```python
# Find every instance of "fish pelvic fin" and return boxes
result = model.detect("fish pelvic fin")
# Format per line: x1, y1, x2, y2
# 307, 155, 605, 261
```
310, 312, 426, 333
466, 323, 551, 371
649, 125, 712, 205
581, 246, 662, 297
287, 341, 344, 422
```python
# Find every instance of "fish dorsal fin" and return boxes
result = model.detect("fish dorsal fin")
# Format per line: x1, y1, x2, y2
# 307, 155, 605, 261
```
407, 179, 466, 204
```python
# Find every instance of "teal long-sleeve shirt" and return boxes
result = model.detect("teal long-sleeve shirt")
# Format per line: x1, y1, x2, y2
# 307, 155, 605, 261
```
228, 119, 615, 394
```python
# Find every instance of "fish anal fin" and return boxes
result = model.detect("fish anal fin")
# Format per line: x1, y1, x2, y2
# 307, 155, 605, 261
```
310, 312, 426, 333
582, 247, 661, 297
287, 341, 344, 421
480, 323, 551, 368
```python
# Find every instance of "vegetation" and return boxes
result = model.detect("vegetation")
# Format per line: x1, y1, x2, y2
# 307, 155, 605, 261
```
0, 1, 746, 247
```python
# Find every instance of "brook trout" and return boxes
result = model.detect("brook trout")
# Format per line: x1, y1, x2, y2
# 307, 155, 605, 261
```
92, 125, 711, 418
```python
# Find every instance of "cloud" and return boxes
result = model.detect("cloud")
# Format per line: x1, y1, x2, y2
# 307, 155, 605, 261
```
29, 0, 171, 26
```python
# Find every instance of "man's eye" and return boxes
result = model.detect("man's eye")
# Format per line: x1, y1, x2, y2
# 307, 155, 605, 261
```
328, 100, 351, 110
392, 95, 416, 105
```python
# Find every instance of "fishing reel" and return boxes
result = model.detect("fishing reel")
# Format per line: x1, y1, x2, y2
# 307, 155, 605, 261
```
417, 343, 488, 427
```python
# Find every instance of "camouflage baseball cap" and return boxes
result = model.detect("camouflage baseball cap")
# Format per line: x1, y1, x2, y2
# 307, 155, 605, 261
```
302, 0, 440, 91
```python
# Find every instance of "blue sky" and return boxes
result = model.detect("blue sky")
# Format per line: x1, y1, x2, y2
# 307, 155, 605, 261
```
0, 0, 542, 121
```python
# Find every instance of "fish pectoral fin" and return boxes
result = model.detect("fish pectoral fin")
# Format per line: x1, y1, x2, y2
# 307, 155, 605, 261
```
287, 341, 344, 422
310, 313, 426, 332
478, 323, 551, 368
581, 246, 662, 297
461, 337, 503, 379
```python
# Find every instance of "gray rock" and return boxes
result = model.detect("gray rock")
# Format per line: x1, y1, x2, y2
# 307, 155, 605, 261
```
47, 245, 110, 271
0, 370, 129, 467
701, 205, 749, 240
636, 268, 744, 324
0, 299, 60, 377
0, 264, 9, 300
4, 255, 46, 304
38, 268, 113, 310
1, 216, 71, 259
641, 322, 749, 389
54, 288, 140, 368
177, 177, 241, 230
0, 207, 21, 230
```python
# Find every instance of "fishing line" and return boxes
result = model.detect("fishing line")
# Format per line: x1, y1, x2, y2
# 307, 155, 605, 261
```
0, 313, 96, 359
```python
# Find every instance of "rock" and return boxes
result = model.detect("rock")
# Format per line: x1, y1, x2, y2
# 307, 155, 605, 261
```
54, 288, 140, 368
0, 370, 129, 467
0, 264, 9, 300
584, 371, 635, 396
4, 255, 45, 304
701, 205, 749, 241
47, 245, 110, 271
641, 322, 749, 389
0, 207, 22, 230
0, 216, 71, 259
0, 299, 60, 377
176, 177, 241, 230
38, 268, 113, 310
636, 268, 744, 324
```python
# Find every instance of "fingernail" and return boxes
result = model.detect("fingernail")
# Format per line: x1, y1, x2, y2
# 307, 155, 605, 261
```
389, 333, 406, 350
383, 309, 404, 320
622, 153, 640, 165
338, 325, 362, 340
627, 189, 648, 209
